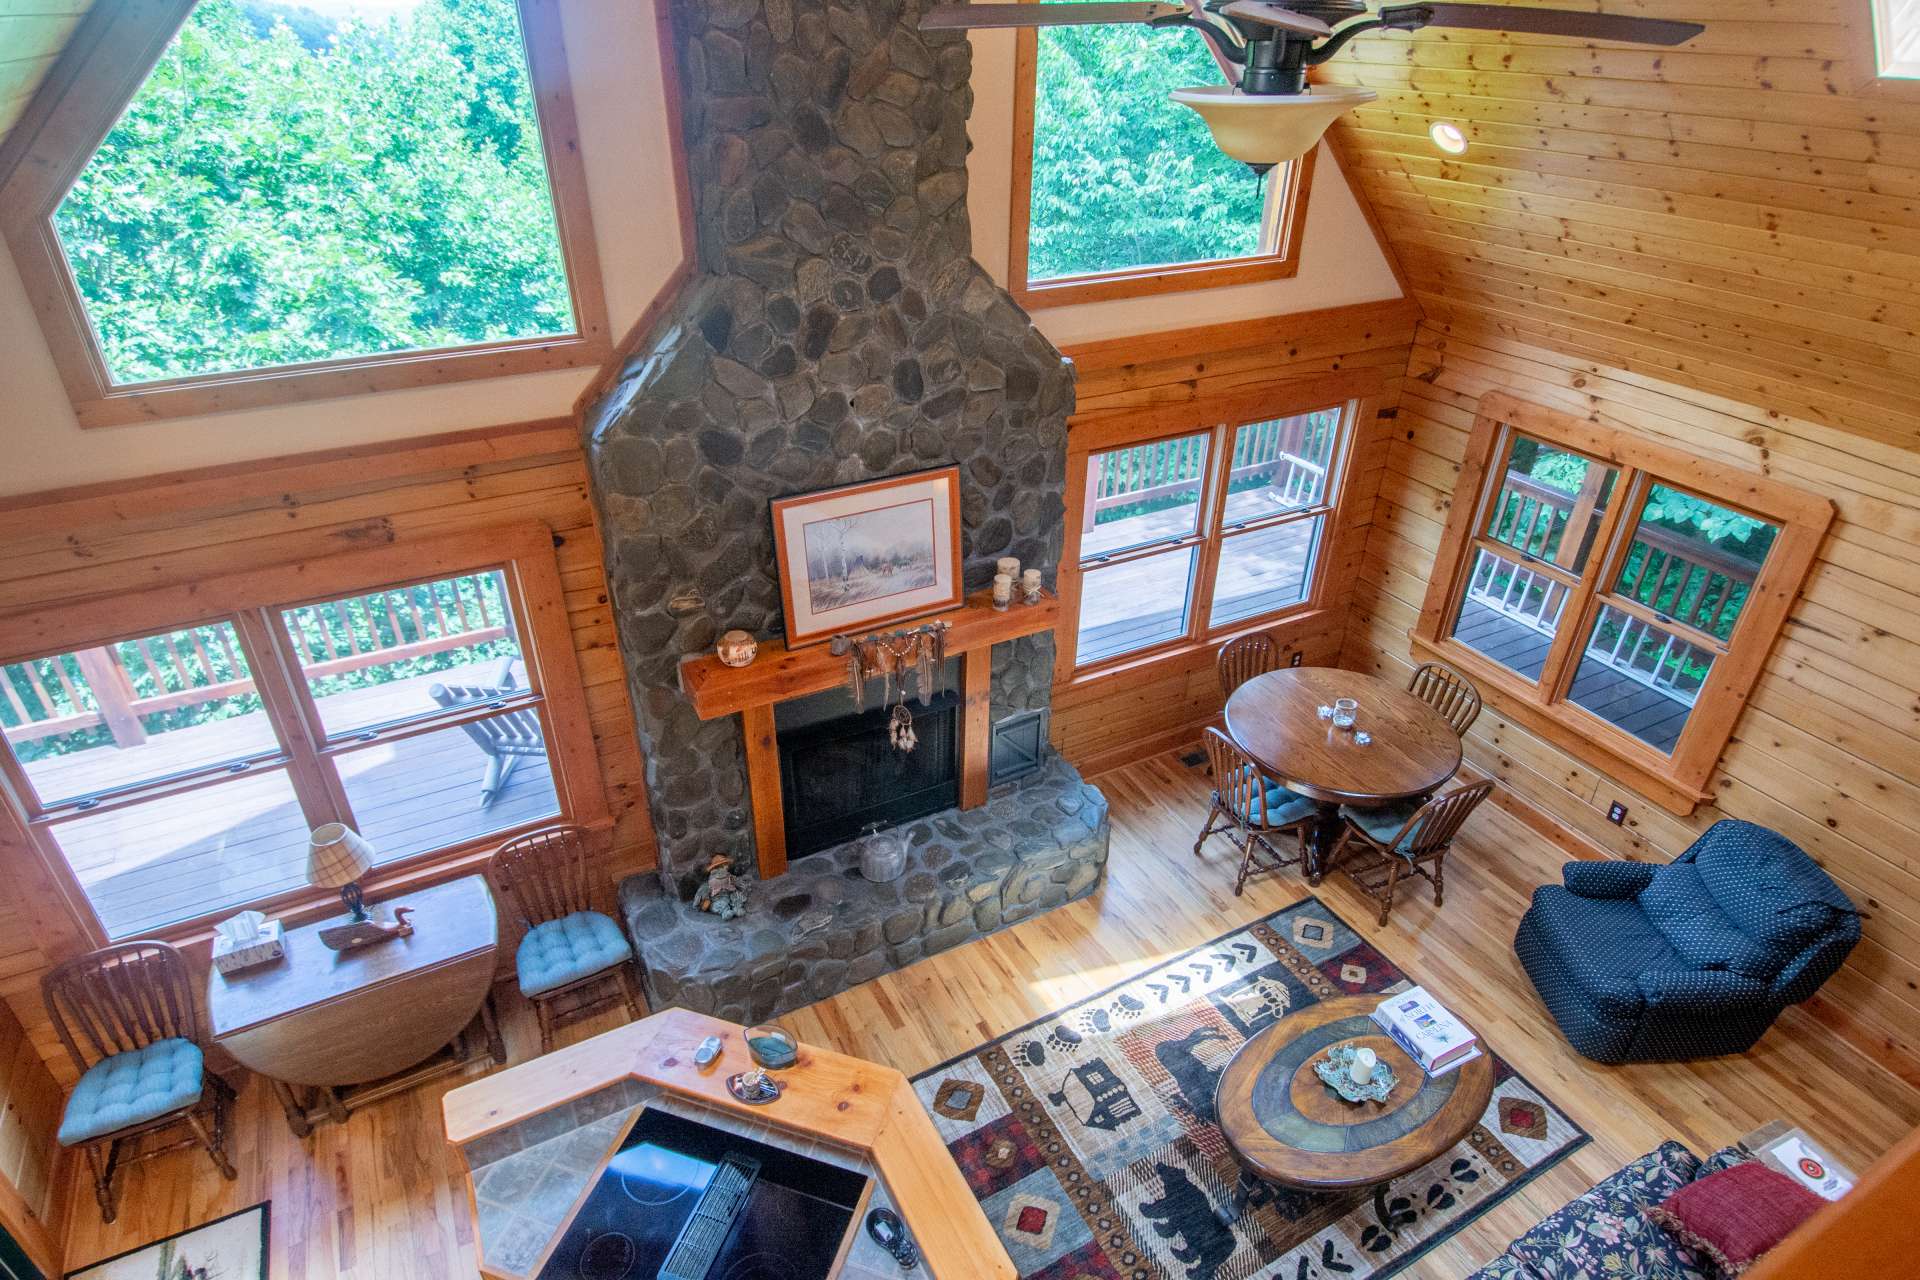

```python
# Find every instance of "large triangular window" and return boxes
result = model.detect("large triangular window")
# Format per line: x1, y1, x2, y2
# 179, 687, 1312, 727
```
6, 0, 606, 425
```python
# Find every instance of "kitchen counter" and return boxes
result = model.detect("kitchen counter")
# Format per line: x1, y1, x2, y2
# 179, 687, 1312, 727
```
441, 1007, 1015, 1280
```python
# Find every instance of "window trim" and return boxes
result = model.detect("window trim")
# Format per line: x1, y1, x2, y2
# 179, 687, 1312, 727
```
1872, 0, 1920, 79
1412, 391, 1833, 816
1056, 372, 1376, 680
0, 521, 608, 944
0, 0, 611, 429
1007, 21, 1318, 309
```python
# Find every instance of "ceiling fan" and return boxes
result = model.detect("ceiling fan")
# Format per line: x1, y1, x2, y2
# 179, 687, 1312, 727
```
921, 1, 1705, 171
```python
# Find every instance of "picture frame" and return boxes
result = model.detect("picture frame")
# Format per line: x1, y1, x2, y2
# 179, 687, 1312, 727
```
771, 467, 964, 648
66, 1202, 269, 1279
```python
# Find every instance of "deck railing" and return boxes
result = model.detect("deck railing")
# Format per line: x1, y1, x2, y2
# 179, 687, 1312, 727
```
1470, 469, 1759, 705
1, 571, 511, 752
1082, 413, 1333, 532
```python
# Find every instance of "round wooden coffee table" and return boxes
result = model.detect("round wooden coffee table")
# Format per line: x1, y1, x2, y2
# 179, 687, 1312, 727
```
1215, 995, 1493, 1200
1224, 668, 1462, 879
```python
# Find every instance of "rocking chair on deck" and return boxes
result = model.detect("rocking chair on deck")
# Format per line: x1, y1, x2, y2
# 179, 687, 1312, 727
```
430, 656, 545, 809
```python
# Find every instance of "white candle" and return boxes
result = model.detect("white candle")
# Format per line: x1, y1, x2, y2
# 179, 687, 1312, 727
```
1349, 1046, 1378, 1085
997, 556, 1021, 582
992, 573, 1013, 611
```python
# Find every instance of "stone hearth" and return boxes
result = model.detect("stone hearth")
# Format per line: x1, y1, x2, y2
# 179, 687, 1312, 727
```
618, 758, 1108, 1023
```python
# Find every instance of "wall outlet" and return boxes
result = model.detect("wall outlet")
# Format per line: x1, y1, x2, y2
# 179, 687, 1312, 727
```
1607, 802, 1628, 825
1289, 652, 1303, 667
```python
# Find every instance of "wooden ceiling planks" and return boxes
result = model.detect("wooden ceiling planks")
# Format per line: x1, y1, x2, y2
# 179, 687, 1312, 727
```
1323, 1, 1920, 451
0, 3, 93, 147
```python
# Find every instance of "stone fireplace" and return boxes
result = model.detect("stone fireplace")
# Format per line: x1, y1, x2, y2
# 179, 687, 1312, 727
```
578, 0, 1109, 1022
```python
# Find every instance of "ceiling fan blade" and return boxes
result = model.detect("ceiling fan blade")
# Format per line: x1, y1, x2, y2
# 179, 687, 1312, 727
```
920, 2, 1187, 30
1217, 1, 1332, 37
1381, 3, 1704, 46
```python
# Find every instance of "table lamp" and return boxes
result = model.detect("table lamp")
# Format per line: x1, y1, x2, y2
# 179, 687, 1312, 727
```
308, 823, 375, 923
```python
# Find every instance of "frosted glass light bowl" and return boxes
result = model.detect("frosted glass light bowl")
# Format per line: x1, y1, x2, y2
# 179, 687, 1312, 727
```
1170, 84, 1379, 169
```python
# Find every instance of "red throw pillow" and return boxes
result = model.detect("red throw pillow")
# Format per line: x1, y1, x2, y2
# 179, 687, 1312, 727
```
1648, 1161, 1826, 1276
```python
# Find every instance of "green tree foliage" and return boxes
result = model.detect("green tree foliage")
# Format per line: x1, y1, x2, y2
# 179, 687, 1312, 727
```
52, 0, 573, 385
1029, 17, 1272, 280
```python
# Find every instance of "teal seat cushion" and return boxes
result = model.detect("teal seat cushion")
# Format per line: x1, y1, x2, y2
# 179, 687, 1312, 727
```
1340, 799, 1424, 856
517, 910, 632, 997
58, 1037, 204, 1146
1225, 765, 1315, 828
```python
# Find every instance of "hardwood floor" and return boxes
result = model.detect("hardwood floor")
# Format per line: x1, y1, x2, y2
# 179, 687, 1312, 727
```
59, 747, 1920, 1279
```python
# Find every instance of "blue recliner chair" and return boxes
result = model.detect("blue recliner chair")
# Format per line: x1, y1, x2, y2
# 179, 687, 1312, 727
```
1515, 819, 1859, 1063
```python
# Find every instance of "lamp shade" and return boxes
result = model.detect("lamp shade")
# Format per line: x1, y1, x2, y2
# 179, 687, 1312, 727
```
307, 823, 375, 889
1170, 84, 1378, 170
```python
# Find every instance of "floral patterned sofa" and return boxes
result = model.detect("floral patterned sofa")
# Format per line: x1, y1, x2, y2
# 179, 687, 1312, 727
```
1468, 1140, 1752, 1279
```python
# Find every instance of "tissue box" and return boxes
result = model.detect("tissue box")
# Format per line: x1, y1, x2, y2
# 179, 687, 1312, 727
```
212, 918, 285, 974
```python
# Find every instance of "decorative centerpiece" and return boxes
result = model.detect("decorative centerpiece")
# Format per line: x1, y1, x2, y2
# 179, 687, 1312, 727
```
715, 629, 758, 667
1314, 1042, 1398, 1104
695, 854, 749, 919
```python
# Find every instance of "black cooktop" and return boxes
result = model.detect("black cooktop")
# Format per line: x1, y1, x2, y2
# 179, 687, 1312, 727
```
536, 1107, 870, 1280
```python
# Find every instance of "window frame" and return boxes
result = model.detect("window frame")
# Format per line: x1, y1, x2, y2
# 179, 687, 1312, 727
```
0, 522, 607, 945
0, 0, 611, 429
1413, 392, 1832, 816
1057, 375, 1370, 678
1007, 20, 1318, 309
1872, 0, 1920, 78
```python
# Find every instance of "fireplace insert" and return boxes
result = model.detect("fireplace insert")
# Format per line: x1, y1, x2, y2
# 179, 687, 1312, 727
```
776, 685, 960, 859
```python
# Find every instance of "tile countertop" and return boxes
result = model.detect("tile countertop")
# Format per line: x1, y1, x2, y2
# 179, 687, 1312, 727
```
442, 1007, 1013, 1280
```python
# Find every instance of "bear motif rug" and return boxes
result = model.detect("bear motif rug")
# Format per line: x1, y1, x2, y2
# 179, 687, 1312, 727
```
911, 897, 1587, 1280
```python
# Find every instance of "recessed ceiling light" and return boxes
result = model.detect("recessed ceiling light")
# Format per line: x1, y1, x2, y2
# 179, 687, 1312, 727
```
1429, 121, 1468, 155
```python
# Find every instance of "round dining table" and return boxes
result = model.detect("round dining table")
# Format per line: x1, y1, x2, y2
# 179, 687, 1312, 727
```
1223, 667, 1463, 882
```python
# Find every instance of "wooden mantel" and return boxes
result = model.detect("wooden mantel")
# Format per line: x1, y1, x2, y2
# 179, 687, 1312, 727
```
678, 589, 1058, 878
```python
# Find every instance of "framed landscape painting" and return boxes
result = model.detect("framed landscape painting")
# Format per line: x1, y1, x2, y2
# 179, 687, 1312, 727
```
772, 467, 963, 647
67, 1203, 267, 1280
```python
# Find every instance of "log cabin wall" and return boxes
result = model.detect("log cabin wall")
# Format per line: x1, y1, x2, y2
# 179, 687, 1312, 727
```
1347, 316, 1920, 1083
1050, 299, 1420, 770
0, 993, 62, 1278
0, 421, 655, 1088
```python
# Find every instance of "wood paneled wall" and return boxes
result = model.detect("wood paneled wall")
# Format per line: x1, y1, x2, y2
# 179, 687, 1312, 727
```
0, 994, 61, 1277
0, 421, 654, 1089
1347, 316, 1920, 1084
1050, 299, 1419, 769
1325, 1, 1920, 454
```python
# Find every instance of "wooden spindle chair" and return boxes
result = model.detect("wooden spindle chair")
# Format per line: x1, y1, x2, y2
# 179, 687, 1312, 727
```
493, 824, 644, 1053
1193, 728, 1315, 896
1217, 631, 1282, 699
1327, 780, 1496, 925
1407, 661, 1483, 737
43, 941, 237, 1222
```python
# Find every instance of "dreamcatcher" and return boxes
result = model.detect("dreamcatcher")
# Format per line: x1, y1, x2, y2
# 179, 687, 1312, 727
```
829, 620, 951, 754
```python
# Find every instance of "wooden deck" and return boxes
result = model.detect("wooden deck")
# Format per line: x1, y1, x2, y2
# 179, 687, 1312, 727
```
16, 662, 557, 938
1080, 508, 1316, 664
1453, 600, 1693, 753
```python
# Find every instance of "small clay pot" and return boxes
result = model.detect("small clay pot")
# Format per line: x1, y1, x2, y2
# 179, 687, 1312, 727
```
716, 629, 758, 667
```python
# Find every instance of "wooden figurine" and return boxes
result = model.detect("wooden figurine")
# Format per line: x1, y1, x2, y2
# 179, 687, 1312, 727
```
318, 906, 415, 952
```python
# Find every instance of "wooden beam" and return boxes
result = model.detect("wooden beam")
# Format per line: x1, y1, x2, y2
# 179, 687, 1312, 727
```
957, 645, 992, 808
742, 702, 786, 880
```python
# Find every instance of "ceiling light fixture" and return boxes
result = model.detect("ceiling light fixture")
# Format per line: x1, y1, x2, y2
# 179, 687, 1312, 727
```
1429, 121, 1469, 155
1171, 85, 1378, 174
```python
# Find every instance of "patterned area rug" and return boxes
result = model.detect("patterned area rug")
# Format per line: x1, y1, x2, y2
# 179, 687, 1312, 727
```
911, 897, 1587, 1280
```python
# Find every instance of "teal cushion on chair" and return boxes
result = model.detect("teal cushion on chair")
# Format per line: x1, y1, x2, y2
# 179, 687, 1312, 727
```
1340, 799, 1424, 856
1225, 765, 1315, 828
517, 910, 632, 997
57, 1037, 204, 1146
